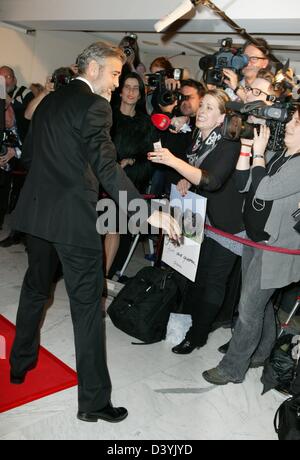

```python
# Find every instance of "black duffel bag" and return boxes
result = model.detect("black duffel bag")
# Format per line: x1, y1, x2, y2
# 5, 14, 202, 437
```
107, 266, 178, 344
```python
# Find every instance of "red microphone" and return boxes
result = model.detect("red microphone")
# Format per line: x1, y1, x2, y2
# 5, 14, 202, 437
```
151, 113, 172, 131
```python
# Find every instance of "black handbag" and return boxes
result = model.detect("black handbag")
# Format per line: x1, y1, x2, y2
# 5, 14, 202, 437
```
107, 266, 178, 344
274, 393, 300, 440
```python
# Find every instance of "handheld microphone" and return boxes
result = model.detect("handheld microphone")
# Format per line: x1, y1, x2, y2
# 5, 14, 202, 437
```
154, 0, 194, 32
151, 113, 172, 131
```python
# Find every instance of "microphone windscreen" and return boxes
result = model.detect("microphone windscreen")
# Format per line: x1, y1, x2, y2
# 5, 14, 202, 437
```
226, 101, 244, 112
151, 113, 172, 131
154, 0, 194, 32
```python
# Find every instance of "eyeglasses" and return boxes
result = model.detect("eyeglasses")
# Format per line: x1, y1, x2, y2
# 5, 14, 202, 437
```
247, 56, 266, 64
245, 86, 269, 97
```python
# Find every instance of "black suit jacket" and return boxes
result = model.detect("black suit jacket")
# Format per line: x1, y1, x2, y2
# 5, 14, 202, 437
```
13, 79, 143, 249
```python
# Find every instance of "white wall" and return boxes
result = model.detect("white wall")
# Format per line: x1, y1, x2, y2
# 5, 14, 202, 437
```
0, 27, 97, 87
143, 53, 201, 80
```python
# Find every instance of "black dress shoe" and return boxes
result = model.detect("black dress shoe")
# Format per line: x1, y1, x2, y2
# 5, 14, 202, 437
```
10, 362, 37, 384
172, 338, 200, 355
10, 371, 26, 384
77, 403, 128, 423
218, 340, 231, 354
0, 234, 21, 248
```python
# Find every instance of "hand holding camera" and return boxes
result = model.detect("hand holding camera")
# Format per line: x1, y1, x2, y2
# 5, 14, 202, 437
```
252, 124, 270, 157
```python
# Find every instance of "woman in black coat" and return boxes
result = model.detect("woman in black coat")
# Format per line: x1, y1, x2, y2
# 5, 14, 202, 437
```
104, 72, 156, 276
148, 89, 244, 353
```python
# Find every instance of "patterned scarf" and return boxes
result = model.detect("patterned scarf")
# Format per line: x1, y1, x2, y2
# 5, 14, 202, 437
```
187, 126, 222, 169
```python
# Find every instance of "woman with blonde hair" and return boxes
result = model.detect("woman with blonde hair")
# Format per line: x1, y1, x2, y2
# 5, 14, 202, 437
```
148, 89, 244, 353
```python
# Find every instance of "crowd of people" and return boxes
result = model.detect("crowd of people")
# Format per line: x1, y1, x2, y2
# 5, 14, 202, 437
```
1, 34, 300, 422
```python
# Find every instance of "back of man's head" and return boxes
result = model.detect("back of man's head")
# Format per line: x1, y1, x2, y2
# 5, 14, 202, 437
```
76, 42, 126, 76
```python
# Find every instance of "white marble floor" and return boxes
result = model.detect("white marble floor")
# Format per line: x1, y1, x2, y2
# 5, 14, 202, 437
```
0, 222, 283, 440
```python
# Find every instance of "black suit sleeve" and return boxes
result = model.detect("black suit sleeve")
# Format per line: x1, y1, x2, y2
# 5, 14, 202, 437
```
20, 119, 34, 171
81, 97, 145, 216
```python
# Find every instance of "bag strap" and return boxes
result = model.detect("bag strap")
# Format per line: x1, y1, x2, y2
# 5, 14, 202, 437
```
274, 392, 300, 434
131, 339, 161, 345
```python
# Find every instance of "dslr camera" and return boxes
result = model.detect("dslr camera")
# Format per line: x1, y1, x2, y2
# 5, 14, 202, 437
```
222, 99, 296, 151
123, 46, 134, 58
146, 69, 187, 107
1, 129, 21, 155
199, 38, 248, 87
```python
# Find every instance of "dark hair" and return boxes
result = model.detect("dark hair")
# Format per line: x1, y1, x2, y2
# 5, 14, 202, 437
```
119, 35, 142, 69
243, 38, 272, 62
51, 66, 75, 81
119, 71, 146, 113
149, 57, 174, 77
180, 79, 205, 98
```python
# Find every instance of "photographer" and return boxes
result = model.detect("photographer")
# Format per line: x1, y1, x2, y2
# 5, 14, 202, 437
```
150, 78, 204, 195
118, 34, 146, 78
203, 106, 300, 386
0, 70, 22, 231
148, 89, 244, 354
223, 38, 271, 102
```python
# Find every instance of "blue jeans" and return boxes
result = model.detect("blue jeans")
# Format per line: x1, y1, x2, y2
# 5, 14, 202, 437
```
218, 245, 277, 381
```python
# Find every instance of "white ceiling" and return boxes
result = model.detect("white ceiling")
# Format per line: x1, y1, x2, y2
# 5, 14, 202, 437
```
1, 0, 300, 64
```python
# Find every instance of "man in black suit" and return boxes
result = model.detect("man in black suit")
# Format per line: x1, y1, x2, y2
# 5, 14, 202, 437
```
9, 42, 180, 423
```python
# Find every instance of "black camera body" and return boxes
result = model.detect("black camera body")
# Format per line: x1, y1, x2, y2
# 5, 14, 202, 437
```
51, 73, 72, 91
146, 69, 186, 107
222, 100, 296, 151
1, 129, 21, 153
123, 46, 134, 58
199, 38, 248, 87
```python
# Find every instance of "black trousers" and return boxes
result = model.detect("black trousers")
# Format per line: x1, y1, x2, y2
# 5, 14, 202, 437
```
10, 234, 112, 413
183, 236, 238, 346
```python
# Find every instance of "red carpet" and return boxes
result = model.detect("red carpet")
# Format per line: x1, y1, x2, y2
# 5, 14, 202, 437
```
0, 315, 78, 413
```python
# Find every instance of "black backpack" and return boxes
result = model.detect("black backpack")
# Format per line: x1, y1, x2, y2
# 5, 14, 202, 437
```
107, 267, 178, 344
274, 393, 300, 440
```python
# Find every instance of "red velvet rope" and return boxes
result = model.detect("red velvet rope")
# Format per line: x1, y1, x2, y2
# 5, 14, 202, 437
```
99, 193, 300, 255
204, 224, 300, 255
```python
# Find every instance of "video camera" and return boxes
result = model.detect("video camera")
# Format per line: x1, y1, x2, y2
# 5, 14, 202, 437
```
199, 38, 248, 87
145, 69, 187, 107
222, 99, 297, 151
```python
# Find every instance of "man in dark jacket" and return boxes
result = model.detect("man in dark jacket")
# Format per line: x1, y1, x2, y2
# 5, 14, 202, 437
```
9, 42, 179, 423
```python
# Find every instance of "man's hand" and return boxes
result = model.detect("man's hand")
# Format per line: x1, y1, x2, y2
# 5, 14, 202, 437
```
0, 147, 15, 167
147, 210, 181, 242
222, 69, 239, 91
169, 116, 189, 134
120, 158, 135, 168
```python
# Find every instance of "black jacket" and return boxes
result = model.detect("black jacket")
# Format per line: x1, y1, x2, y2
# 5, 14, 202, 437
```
12, 79, 142, 249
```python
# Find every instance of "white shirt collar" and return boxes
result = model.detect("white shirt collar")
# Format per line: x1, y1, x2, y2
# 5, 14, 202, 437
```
76, 77, 94, 93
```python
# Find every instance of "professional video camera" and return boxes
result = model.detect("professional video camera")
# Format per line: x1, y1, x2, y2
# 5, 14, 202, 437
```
145, 69, 187, 107
222, 99, 297, 151
199, 38, 248, 88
